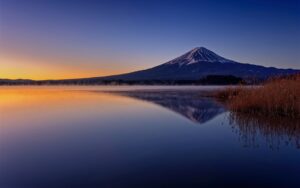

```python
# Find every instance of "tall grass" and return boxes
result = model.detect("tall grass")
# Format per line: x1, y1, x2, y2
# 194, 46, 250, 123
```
216, 74, 300, 118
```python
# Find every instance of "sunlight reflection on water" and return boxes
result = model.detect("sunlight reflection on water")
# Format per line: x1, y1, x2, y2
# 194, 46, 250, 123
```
0, 86, 299, 188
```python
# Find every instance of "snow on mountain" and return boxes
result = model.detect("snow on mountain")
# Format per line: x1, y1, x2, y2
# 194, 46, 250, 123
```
166, 47, 236, 66
86, 47, 299, 81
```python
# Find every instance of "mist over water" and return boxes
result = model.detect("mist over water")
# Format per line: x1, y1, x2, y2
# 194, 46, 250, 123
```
0, 86, 299, 187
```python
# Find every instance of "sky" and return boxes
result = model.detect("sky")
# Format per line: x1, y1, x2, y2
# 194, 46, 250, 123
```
0, 0, 299, 80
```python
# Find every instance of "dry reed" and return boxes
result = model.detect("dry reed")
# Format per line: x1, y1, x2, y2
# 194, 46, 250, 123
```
216, 74, 300, 118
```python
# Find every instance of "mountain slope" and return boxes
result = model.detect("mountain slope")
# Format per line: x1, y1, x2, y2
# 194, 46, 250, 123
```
97, 47, 298, 81
2, 47, 298, 85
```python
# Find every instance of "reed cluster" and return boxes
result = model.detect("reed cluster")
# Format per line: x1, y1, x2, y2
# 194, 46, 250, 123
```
216, 74, 300, 118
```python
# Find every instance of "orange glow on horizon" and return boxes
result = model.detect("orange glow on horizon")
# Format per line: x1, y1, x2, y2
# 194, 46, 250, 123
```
0, 53, 142, 80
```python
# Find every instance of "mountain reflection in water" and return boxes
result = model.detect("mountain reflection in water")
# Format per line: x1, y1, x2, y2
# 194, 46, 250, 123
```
1, 87, 300, 187
106, 89, 300, 149
106, 90, 226, 124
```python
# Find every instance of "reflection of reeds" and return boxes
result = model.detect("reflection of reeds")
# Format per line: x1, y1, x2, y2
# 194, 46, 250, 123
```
216, 74, 300, 118
229, 112, 300, 149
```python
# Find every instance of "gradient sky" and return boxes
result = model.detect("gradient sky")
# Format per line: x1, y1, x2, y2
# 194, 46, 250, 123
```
0, 0, 299, 80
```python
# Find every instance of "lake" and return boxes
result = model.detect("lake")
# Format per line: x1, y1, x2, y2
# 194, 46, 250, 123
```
0, 86, 299, 188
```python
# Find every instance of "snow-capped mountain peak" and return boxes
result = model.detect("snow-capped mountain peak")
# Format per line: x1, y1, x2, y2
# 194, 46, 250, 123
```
166, 47, 235, 66
96, 46, 299, 81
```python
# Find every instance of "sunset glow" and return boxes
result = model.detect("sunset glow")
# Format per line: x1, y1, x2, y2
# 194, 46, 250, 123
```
1, 1, 300, 187
0, 54, 141, 80
1, 0, 299, 80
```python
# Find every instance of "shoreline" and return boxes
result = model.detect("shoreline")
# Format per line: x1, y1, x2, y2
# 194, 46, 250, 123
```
212, 74, 300, 118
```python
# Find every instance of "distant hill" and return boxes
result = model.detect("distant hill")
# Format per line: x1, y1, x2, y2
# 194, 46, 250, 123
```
1, 47, 299, 85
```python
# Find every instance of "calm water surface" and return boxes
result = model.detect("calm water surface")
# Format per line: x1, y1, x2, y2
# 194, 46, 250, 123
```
0, 86, 299, 188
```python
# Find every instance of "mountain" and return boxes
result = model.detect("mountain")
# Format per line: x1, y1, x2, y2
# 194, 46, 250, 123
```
96, 47, 298, 81
1, 47, 299, 85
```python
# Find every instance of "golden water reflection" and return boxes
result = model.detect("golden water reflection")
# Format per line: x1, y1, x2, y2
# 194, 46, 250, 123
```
1, 87, 299, 150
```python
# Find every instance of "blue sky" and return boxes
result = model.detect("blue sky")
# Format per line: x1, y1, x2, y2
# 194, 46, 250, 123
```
0, 0, 299, 79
